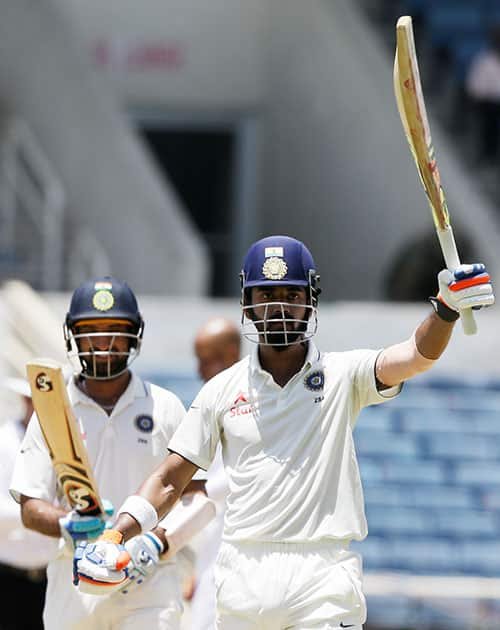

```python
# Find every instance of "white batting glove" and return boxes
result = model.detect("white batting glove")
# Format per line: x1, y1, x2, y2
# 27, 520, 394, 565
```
118, 532, 164, 595
438, 263, 494, 313
74, 529, 131, 595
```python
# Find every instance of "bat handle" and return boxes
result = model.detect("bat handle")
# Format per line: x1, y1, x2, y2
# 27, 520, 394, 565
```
437, 227, 477, 336
460, 308, 477, 336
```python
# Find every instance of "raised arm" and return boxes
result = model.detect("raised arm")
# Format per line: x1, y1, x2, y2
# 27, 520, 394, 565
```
376, 263, 494, 388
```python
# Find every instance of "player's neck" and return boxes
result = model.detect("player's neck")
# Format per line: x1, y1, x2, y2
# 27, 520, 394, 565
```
258, 342, 307, 387
77, 371, 131, 414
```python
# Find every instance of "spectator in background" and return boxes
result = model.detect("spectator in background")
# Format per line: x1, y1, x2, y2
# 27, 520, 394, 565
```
186, 318, 241, 629
193, 318, 241, 384
466, 22, 500, 165
0, 378, 57, 630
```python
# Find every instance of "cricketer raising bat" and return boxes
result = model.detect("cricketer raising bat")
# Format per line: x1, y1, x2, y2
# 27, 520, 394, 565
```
394, 15, 477, 335
26, 358, 105, 517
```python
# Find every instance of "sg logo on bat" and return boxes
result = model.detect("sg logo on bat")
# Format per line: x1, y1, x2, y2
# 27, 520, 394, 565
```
35, 372, 53, 392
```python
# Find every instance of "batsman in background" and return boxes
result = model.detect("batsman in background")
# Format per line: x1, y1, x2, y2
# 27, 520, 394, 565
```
10, 277, 215, 630
74, 237, 493, 629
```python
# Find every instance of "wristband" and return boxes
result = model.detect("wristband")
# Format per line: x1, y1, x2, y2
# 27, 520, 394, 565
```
118, 495, 158, 534
429, 296, 460, 322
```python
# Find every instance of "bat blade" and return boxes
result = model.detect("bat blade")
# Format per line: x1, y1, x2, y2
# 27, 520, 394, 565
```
26, 358, 105, 517
394, 15, 476, 335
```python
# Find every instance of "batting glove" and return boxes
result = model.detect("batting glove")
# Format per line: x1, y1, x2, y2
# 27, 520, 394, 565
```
437, 264, 494, 313
59, 499, 114, 551
118, 532, 164, 595
74, 529, 131, 595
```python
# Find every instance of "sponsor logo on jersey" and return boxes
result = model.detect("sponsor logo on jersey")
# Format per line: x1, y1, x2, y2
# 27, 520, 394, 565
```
229, 391, 252, 417
92, 289, 114, 311
304, 370, 325, 392
262, 257, 288, 280
134, 414, 154, 433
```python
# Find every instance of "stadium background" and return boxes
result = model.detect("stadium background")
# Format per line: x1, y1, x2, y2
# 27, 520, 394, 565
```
1, 1, 500, 627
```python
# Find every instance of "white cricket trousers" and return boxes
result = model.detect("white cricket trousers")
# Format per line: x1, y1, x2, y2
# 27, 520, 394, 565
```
43, 555, 183, 630
214, 540, 365, 630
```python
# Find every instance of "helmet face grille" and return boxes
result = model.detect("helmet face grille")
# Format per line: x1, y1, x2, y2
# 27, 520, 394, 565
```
241, 301, 318, 347
64, 328, 143, 380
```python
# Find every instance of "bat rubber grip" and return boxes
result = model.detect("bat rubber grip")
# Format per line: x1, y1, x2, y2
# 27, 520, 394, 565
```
460, 308, 477, 336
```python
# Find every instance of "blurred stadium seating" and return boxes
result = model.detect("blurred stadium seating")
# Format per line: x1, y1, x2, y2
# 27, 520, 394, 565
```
144, 370, 500, 628
354, 378, 500, 576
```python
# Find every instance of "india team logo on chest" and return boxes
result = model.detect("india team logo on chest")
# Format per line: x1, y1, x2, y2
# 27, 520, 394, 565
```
304, 370, 325, 404
304, 370, 325, 392
134, 414, 154, 433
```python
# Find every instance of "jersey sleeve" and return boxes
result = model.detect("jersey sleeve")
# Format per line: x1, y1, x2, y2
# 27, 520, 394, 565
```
9, 413, 57, 504
150, 384, 187, 444
351, 348, 401, 412
168, 379, 221, 472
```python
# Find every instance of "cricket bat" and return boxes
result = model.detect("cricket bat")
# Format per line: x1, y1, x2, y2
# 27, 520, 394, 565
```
26, 358, 105, 517
394, 15, 476, 335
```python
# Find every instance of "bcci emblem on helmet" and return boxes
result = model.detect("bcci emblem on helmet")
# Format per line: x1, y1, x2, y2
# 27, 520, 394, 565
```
262, 257, 288, 281
92, 290, 115, 312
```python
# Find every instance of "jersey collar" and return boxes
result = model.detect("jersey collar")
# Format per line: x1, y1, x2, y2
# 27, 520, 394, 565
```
68, 371, 147, 412
249, 341, 320, 376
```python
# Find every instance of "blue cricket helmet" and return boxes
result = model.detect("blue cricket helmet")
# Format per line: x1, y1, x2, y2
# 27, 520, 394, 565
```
65, 276, 143, 331
241, 235, 321, 304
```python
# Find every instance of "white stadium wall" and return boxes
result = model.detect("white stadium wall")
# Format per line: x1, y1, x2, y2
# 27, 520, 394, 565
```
0, 0, 209, 295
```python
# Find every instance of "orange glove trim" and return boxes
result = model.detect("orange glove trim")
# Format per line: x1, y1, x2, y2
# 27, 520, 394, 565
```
99, 529, 124, 544
449, 275, 491, 292
78, 574, 128, 587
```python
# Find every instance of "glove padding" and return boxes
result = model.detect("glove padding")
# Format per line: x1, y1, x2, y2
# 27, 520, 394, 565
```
438, 263, 494, 312
60, 500, 114, 551
74, 529, 131, 595
118, 532, 164, 595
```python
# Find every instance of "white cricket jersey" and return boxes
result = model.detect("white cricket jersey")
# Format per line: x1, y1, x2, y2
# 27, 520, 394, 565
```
168, 342, 399, 543
10, 372, 186, 530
